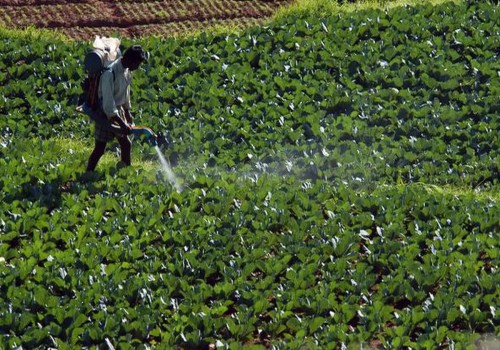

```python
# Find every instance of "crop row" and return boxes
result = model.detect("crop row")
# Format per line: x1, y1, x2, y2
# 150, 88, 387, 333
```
0, 0, 290, 39
54, 17, 266, 41
0, 0, 288, 4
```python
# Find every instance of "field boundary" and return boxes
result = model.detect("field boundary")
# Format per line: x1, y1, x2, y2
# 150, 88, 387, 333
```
0, 0, 292, 40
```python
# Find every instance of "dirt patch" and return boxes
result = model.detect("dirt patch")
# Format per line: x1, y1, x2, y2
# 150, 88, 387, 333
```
0, 0, 292, 39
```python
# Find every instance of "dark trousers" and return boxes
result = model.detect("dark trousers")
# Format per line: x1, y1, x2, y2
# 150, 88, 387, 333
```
86, 136, 131, 171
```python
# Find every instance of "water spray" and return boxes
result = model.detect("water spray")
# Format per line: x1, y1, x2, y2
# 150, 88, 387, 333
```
131, 126, 182, 192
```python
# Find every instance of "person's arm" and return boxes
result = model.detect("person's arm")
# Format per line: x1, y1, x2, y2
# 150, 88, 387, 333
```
101, 70, 131, 134
122, 80, 133, 125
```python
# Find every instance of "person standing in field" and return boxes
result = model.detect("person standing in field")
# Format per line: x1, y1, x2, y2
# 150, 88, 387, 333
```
86, 45, 149, 172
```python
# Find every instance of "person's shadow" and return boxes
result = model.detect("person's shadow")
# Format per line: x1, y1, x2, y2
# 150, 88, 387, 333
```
3, 171, 104, 218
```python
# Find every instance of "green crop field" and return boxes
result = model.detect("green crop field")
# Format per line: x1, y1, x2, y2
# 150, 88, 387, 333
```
0, 0, 499, 349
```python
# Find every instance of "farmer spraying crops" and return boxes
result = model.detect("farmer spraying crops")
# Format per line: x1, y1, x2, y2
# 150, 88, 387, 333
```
85, 44, 149, 172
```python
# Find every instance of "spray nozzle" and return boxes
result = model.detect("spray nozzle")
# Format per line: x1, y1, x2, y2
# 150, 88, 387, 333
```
149, 136, 158, 147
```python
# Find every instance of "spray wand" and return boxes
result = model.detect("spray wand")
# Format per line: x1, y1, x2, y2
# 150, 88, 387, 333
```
131, 125, 158, 146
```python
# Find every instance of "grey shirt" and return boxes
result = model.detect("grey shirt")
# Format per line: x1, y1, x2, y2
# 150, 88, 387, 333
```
99, 58, 132, 118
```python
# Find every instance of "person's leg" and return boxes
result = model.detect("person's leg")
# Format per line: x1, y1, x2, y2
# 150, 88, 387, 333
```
117, 136, 131, 166
86, 141, 107, 171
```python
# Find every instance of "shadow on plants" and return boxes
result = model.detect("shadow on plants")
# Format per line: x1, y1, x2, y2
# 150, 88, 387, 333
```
4, 172, 104, 216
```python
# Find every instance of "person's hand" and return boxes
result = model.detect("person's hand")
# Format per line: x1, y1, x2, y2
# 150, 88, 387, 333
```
118, 123, 132, 135
112, 115, 133, 135
124, 109, 134, 125
124, 123, 133, 135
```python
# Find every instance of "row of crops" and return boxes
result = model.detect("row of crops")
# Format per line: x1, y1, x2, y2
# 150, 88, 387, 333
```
0, 0, 499, 349
0, 0, 291, 39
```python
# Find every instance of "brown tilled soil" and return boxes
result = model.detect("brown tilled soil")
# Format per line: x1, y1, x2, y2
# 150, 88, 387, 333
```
0, 0, 293, 40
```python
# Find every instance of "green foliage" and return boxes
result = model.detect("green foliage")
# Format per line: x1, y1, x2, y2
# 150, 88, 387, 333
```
0, 1, 498, 349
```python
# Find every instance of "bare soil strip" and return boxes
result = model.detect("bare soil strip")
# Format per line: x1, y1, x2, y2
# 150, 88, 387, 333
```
0, 0, 292, 39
